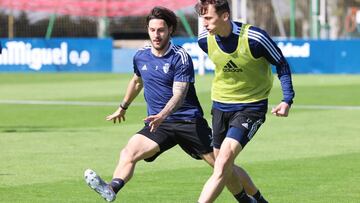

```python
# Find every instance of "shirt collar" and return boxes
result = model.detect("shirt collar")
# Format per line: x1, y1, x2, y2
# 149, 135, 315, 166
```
163, 41, 173, 56
231, 21, 240, 34
151, 41, 172, 57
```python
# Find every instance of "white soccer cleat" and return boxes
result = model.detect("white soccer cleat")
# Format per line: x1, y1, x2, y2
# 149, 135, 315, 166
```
84, 169, 116, 202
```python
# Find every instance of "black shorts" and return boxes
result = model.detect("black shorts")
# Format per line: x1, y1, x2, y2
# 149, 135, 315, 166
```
211, 108, 266, 149
137, 117, 213, 162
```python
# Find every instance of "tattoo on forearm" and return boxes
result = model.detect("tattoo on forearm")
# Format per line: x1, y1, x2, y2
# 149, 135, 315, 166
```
160, 82, 189, 117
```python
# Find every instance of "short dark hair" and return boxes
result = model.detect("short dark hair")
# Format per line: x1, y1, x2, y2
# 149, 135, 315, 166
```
195, 0, 230, 16
146, 6, 178, 35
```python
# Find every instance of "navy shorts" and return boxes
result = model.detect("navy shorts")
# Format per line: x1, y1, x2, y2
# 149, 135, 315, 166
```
211, 108, 266, 149
137, 117, 213, 162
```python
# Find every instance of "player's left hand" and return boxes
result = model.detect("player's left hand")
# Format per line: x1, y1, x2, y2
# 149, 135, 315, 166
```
144, 114, 166, 132
106, 108, 126, 123
271, 102, 290, 117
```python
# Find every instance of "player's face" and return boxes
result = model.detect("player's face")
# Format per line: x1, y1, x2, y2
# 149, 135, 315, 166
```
148, 19, 172, 51
200, 5, 229, 35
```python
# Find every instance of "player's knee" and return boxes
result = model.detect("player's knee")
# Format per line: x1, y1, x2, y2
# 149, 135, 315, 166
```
120, 147, 138, 163
213, 157, 233, 178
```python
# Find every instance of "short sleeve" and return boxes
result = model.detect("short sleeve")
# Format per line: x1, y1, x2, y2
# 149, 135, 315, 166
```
173, 51, 194, 83
133, 52, 141, 77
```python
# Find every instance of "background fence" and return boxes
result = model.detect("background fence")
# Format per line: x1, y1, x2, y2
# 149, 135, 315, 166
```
1, 0, 360, 39
1, 0, 360, 73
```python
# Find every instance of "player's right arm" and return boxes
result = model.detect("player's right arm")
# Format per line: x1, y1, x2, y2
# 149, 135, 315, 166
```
106, 74, 143, 123
145, 81, 190, 132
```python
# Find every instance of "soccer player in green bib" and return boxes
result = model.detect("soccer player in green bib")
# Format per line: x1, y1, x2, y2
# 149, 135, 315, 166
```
195, 0, 295, 202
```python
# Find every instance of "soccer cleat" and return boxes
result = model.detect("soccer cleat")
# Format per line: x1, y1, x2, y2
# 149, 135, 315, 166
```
256, 195, 268, 203
84, 169, 116, 202
249, 195, 258, 203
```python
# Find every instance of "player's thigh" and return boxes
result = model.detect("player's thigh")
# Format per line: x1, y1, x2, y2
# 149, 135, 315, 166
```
227, 110, 266, 147
137, 123, 177, 162
175, 118, 213, 160
211, 108, 230, 149
200, 152, 215, 167
122, 133, 160, 162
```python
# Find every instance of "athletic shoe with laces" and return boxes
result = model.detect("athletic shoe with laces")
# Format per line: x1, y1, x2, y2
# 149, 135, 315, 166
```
84, 169, 116, 202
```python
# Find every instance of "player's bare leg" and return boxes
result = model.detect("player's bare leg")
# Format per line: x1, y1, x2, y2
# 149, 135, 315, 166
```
201, 150, 256, 203
85, 134, 160, 201
112, 134, 160, 181
213, 148, 258, 196
198, 138, 242, 203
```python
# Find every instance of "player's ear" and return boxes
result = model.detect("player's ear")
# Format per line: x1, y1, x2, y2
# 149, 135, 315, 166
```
222, 11, 230, 21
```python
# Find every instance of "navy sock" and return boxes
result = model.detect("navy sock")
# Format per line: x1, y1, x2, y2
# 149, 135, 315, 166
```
109, 178, 125, 194
234, 189, 252, 203
253, 190, 268, 203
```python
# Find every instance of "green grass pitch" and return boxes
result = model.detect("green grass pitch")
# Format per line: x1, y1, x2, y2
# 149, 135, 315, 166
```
0, 73, 359, 203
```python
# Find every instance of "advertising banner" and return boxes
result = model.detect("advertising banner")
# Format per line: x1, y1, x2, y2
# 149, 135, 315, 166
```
0, 38, 112, 72
172, 37, 360, 74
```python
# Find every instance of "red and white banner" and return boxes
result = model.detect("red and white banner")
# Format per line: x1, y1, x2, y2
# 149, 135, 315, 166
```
0, 0, 197, 17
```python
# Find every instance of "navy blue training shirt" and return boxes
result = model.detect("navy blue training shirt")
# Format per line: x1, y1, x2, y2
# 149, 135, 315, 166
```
133, 43, 204, 121
198, 21, 295, 112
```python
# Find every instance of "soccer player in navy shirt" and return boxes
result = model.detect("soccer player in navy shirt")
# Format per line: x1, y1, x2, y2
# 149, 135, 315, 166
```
84, 6, 263, 202
195, 0, 295, 203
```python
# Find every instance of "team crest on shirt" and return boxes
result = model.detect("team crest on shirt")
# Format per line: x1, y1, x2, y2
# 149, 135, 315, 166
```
162, 63, 170, 73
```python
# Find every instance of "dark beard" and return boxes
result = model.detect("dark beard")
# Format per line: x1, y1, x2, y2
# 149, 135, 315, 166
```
152, 34, 170, 52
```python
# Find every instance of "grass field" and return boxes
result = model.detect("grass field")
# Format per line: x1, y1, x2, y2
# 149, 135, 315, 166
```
0, 73, 359, 203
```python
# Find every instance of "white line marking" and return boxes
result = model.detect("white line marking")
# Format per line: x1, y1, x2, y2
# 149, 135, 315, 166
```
0, 100, 360, 110
0, 100, 143, 107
